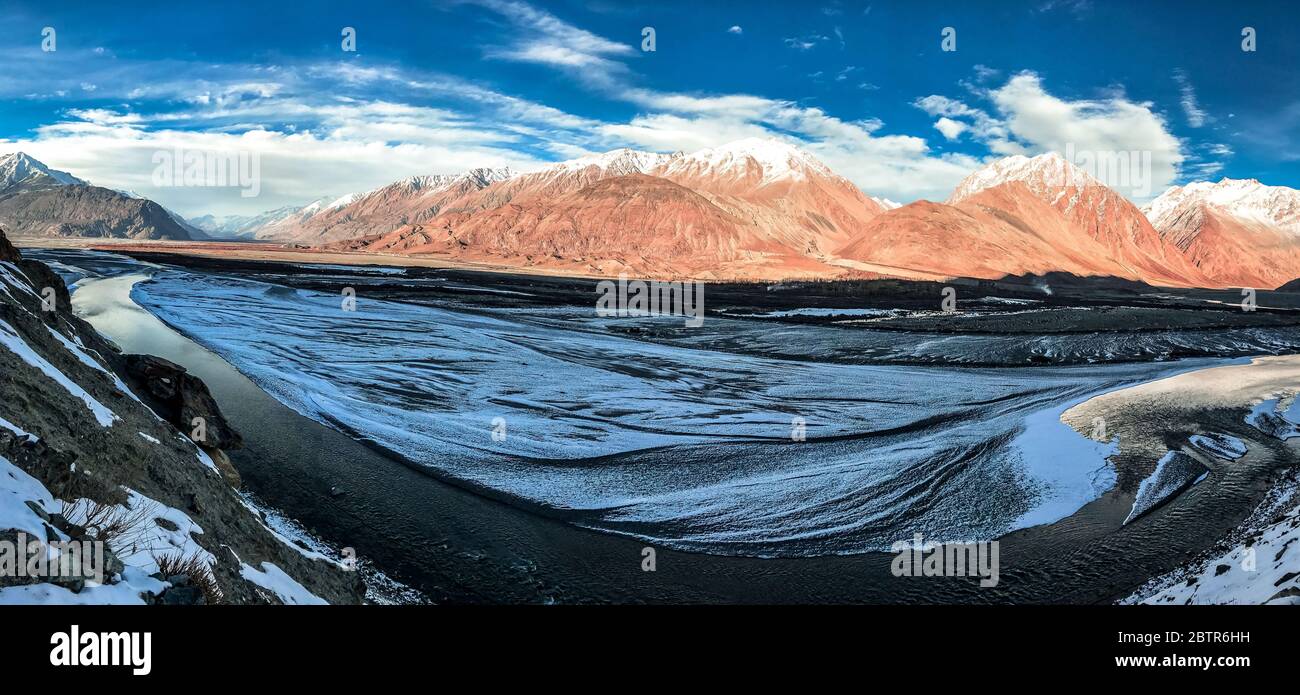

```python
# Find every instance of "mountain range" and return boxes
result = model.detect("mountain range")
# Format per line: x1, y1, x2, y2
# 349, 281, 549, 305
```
318, 140, 891, 279
9, 144, 1300, 288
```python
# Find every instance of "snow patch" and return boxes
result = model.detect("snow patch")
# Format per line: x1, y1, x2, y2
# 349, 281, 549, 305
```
0, 415, 37, 443
1008, 394, 1120, 530
45, 324, 143, 403
0, 454, 57, 539
1188, 433, 1248, 460
1123, 451, 1209, 525
239, 562, 327, 605
1245, 398, 1300, 439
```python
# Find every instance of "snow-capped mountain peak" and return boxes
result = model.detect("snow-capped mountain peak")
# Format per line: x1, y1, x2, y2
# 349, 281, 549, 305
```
459, 166, 516, 188
328, 167, 518, 209
655, 137, 835, 185
326, 191, 365, 210
551, 148, 675, 176
0, 152, 88, 189
532, 139, 839, 191
192, 166, 517, 240
1143, 178, 1300, 233
296, 196, 333, 217
392, 174, 460, 192
948, 151, 1102, 204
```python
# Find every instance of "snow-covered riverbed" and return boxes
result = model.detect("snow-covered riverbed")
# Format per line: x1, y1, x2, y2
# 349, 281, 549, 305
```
58, 258, 1222, 557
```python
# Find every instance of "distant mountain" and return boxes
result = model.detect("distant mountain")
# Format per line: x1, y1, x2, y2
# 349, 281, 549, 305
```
0, 152, 87, 189
835, 153, 1212, 286
328, 138, 885, 279
837, 184, 1145, 281
0, 152, 192, 241
1146, 178, 1300, 232
652, 138, 886, 255
187, 198, 333, 239
258, 168, 516, 244
954, 153, 1207, 284
1144, 179, 1300, 288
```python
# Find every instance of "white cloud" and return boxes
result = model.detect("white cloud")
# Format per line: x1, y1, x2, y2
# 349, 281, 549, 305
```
599, 114, 772, 153
471, 0, 632, 87
933, 117, 967, 141
1036, 0, 1093, 16
727, 25, 743, 35
783, 34, 829, 51
913, 94, 1020, 153
64, 109, 143, 125
1187, 161, 1224, 178
973, 64, 1000, 82
466, 1, 976, 201
919, 71, 1186, 198
988, 72, 1184, 195
1173, 69, 1209, 127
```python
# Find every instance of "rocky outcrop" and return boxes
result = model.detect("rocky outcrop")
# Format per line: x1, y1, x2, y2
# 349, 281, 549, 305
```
0, 226, 18, 261
0, 227, 361, 604
123, 354, 243, 451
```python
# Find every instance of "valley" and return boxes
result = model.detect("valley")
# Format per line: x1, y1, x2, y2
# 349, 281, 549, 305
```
17, 246, 1300, 603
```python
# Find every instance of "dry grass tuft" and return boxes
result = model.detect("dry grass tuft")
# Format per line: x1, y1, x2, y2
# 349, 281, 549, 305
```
154, 551, 223, 605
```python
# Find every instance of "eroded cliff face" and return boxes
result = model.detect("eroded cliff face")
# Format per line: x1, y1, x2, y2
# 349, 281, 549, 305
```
0, 228, 361, 604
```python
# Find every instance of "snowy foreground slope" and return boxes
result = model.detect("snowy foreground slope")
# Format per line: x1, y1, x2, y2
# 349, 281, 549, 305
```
1124, 400, 1300, 605
1124, 466, 1300, 605
0, 230, 359, 604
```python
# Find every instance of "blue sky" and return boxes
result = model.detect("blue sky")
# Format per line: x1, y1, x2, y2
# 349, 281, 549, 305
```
0, 0, 1295, 216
